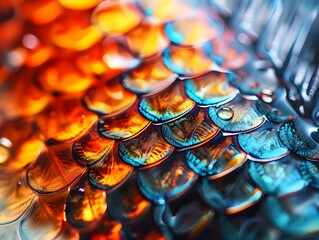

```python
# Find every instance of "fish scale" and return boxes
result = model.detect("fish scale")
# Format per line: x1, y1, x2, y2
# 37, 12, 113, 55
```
0, 0, 319, 239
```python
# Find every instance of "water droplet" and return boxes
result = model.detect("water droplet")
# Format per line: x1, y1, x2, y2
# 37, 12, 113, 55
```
17, 181, 22, 187
217, 107, 234, 121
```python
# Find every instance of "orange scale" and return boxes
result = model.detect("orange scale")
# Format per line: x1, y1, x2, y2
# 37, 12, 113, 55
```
21, 0, 63, 25
83, 78, 137, 116
88, 145, 133, 190
138, 81, 195, 124
0, 171, 36, 224
49, 12, 103, 51
97, 103, 151, 140
0, 70, 51, 120
80, 215, 122, 240
26, 145, 86, 194
122, 55, 176, 96
58, 0, 101, 10
38, 59, 95, 95
65, 175, 107, 228
25, 45, 54, 67
92, 0, 144, 37
126, 19, 169, 58
19, 191, 68, 239
0, 136, 44, 173
164, 45, 214, 77
72, 127, 114, 167
36, 99, 97, 145
137, 0, 195, 22
0, 16, 24, 51
106, 174, 151, 223
77, 38, 140, 78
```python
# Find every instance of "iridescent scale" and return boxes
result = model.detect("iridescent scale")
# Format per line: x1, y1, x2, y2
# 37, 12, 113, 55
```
0, 0, 319, 239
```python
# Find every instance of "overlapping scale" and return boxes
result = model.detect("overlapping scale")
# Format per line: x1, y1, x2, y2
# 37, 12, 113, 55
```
92, 0, 144, 36
88, 145, 133, 190
138, 82, 195, 124
97, 103, 150, 140
19, 192, 67, 240
36, 99, 97, 145
0, 171, 35, 224
300, 160, 319, 189
118, 125, 174, 167
162, 108, 219, 149
248, 156, 307, 197
83, 78, 137, 116
76, 39, 140, 78
185, 136, 247, 178
255, 100, 293, 123
209, 95, 265, 133
0, 120, 44, 172
201, 169, 263, 214
122, 55, 177, 96
0, 70, 51, 120
107, 174, 151, 223
126, 19, 169, 58
137, 0, 197, 22
50, 12, 102, 51
27, 145, 85, 194
65, 175, 107, 228
72, 127, 114, 166
264, 190, 319, 238
38, 59, 95, 95
184, 71, 238, 106
165, 10, 223, 46
278, 121, 319, 160
238, 121, 289, 161
137, 153, 198, 204
163, 45, 214, 77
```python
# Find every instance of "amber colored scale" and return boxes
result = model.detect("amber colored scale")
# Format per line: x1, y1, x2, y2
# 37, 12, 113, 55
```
0, 0, 319, 240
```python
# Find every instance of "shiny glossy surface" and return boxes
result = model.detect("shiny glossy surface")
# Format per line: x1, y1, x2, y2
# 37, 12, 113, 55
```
163, 45, 214, 77
126, 20, 169, 57
0, 172, 35, 224
165, 10, 223, 46
186, 136, 247, 178
201, 171, 263, 214
139, 82, 195, 124
107, 174, 151, 223
122, 55, 177, 96
66, 175, 107, 228
72, 128, 114, 166
238, 122, 289, 161
118, 125, 174, 167
92, 0, 143, 36
88, 146, 133, 190
1, 0, 319, 239
184, 71, 238, 106
162, 108, 219, 149
279, 121, 319, 160
248, 157, 307, 197
27, 146, 85, 194
137, 153, 198, 204
98, 104, 150, 140
83, 79, 137, 116
209, 95, 265, 133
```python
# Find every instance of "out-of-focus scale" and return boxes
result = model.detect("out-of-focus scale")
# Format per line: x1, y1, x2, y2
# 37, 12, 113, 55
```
0, 0, 319, 239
